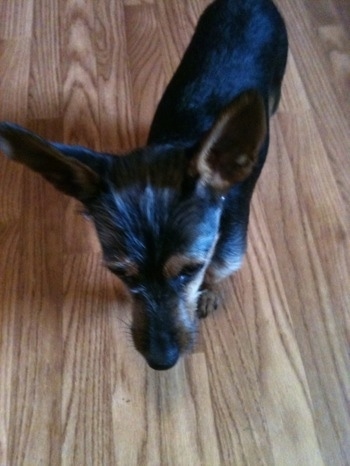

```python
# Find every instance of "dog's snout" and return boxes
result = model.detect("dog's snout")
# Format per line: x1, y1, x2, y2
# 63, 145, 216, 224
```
146, 334, 180, 371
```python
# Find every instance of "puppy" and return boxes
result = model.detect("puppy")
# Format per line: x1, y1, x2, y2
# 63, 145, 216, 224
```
0, 0, 288, 370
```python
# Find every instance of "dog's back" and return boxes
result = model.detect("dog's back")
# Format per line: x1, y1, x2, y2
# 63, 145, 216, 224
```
149, 0, 288, 147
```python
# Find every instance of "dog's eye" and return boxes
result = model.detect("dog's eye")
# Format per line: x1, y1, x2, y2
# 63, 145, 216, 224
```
105, 259, 139, 280
109, 267, 132, 280
178, 263, 203, 283
109, 266, 128, 278
109, 268, 142, 294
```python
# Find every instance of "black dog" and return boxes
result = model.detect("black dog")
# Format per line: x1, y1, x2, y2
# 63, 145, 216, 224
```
0, 0, 288, 370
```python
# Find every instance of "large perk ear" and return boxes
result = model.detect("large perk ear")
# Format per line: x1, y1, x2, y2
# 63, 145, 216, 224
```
0, 122, 102, 201
191, 90, 267, 191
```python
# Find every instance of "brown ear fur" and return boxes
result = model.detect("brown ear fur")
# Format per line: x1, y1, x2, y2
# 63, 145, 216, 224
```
0, 122, 101, 200
193, 90, 267, 191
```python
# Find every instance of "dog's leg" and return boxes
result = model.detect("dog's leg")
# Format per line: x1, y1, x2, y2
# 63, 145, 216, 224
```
197, 222, 247, 318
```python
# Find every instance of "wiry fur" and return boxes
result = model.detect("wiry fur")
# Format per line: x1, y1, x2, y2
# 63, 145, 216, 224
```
0, 0, 288, 370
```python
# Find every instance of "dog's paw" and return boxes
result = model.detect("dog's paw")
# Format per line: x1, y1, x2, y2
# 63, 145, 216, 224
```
197, 289, 219, 319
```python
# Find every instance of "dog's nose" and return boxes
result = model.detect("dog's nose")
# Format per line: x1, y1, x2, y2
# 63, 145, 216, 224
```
146, 340, 180, 371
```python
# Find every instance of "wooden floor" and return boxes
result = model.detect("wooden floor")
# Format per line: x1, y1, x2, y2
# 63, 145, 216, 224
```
0, 0, 349, 465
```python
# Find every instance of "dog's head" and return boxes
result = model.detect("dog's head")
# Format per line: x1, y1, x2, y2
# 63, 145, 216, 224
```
0, 91, 266, 369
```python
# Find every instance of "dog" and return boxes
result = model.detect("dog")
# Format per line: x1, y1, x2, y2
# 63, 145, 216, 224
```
0, 0, 288, 370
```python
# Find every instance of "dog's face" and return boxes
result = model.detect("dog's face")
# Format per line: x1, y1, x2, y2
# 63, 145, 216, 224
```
0, 90, 266, 369
88, 148, 225, 369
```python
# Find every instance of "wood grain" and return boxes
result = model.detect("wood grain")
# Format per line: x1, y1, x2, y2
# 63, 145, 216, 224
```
0, 0, 349, 465
28, 0, 61, 119
94, 0, 136, 152
124, 4, 167, 145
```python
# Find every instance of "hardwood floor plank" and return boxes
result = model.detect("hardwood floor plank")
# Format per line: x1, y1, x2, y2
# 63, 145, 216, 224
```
333, 0, 350, 36
7, 165, 64, 466
249, 200, 325, 465
202, 310, 275, 465
0, 0, 33, 39
278, 52, 311, 113
60, 0, 100, 149
28, 0, 61, 119
94, 0, 136, 152
107, 288, 153, 465
0, 225, 21, 466
301, 0, 350, 117
154, 0, 208, 80
62, 253, 116, 465
257, 118, 350, 465
278, 113, 350, 326
275, 0, 350, 214
149, 356, 220, 465
0, 39, 31, 122
0, 157, 23, 222
124, 4, 168, 145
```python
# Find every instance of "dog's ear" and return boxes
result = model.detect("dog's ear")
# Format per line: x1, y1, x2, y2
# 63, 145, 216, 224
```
0, 122, 102, 201
191, 90, 267, 191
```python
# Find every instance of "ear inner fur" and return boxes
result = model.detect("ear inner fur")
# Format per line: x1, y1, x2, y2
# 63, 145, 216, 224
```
195, 90, 267, 191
